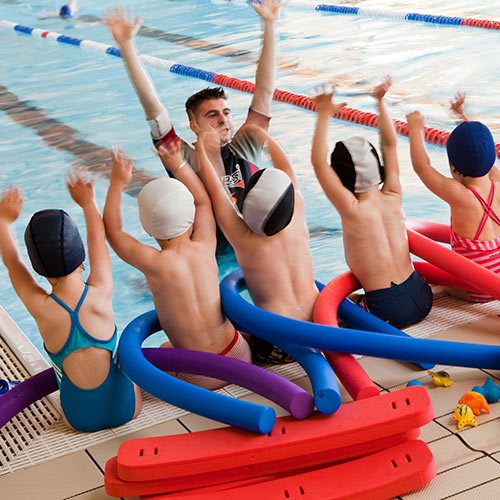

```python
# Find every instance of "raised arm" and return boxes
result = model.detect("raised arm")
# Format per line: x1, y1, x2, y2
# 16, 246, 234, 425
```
104, 7, 165, 122
310, 88, 354, 212
406, 111, 462, 203
67, 170, 111, 291
103, 148, 156, 270
247, 0, 280, 122
158, 140, 216, 243
373, 77, 400, 194
0, 188, 46, 312
195, 129, 249, 242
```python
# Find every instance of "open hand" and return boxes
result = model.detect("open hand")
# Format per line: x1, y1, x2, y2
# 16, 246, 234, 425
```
110, 147, 133, 188
372, 76, 391, 101
252, 0, 281, 23
314, 83, 347, 116
158, 139, 185, 173
67, 169, 95, 208
103, 6, 142, 46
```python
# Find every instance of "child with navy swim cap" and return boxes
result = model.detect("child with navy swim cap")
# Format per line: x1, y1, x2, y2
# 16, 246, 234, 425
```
407, 93, 500, 302
0, 172, 142, 432
311, 77, 433, 329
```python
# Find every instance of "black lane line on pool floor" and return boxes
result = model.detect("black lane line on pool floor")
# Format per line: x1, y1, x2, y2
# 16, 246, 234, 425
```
0, 82, 157, 197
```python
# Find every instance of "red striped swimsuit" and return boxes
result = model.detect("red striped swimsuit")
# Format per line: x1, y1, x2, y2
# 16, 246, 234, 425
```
450, 181, 500, 302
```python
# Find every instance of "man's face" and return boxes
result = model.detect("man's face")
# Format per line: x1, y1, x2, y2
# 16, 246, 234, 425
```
191, 98, 234, 146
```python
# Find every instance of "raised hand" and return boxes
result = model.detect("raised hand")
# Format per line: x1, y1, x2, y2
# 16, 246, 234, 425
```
103, 6, 142, 46
158, 139, 185, 173
252, 0, 281, 23
314, 83, 347, 116
0, 187, 23, 223
406, 110, 425, 131
450, 92, 467, 121
372, 76, 392, 101
110, 147, 133, 188
67, 169, 95, 208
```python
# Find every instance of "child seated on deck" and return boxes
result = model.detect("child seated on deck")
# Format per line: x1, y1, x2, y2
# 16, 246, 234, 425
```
103, 147, 251, 389
0, 173, 142, 432
407, 93, 500, 302
310, 77, 433, 329
194, 124, 319, 362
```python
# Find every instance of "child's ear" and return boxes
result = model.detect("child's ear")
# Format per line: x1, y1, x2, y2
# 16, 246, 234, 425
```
189, 119, 199, 135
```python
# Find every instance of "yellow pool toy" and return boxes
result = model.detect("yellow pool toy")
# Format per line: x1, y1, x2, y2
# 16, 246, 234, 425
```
428, 370, 454, 387
453, 404, 477, 430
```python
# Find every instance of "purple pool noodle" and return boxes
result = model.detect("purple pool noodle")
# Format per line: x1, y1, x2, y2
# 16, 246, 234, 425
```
0, 368, 57, 428
143, 347, 314, 419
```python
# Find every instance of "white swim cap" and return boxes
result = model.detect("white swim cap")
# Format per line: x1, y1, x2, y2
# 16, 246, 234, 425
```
237, 168, 295, 236
138, 178, 195, 240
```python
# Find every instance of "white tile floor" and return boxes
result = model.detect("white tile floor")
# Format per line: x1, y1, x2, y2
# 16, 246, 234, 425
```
2, 295, 500, 499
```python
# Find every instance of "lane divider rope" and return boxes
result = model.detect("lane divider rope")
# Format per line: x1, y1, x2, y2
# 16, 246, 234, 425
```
224, 0, 500, 32
2, 19, 499, 158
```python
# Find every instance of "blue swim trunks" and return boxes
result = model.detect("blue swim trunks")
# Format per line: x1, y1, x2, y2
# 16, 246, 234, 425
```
362, 270, 433, 329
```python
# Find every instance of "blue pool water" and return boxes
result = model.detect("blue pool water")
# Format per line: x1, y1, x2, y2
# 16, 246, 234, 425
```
1, 0, 500, 356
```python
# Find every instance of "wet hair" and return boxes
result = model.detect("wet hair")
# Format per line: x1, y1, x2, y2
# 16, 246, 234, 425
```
185, 87, 228, 119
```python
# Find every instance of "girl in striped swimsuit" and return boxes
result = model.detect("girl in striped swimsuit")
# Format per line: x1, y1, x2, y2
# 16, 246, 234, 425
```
407, 94, 500, 302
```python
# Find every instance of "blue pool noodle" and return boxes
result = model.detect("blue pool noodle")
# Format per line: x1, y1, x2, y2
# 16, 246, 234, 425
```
220, 271, 500, 370
337, 298, 434, 370
118, 310, 276, 434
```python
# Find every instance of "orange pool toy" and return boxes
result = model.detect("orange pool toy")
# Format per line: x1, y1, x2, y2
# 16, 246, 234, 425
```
458, 391, 490, 416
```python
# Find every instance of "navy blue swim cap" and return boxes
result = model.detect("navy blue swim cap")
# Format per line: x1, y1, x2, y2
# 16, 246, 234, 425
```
446, 121, 496, 177
59, 5, 73, 18
24, 209, 85, 278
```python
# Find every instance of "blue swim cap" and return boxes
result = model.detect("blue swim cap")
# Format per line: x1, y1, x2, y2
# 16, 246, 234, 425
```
446, 121, 496, 177
59, 5, 73, 18
24, 209, 85, 278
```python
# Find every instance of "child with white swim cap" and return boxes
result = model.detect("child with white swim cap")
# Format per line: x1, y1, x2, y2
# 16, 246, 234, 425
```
0, 172, 142, 432
311, 77, 432, 329
407, 93, 500, 302
103, 147, 251, 389
195, 124, 319, 363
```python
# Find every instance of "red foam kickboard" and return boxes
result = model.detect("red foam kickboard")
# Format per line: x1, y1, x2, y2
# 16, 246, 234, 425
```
141, 440, 436, 500
117, 386, 432, 482
105, 428, 421, 497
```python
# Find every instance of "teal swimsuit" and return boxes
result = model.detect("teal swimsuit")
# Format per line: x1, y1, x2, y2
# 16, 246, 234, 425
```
45, 285, 135, 432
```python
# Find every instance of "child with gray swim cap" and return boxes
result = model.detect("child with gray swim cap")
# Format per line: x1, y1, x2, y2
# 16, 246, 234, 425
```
0, 173, 142, 432
195, 124, 319, 363
103, 146, 251, 389
407, 93, 500, 302
311, 77, 432, 329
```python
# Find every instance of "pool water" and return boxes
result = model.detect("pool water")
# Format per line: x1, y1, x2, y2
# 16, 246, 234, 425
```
1, 0, 500, 356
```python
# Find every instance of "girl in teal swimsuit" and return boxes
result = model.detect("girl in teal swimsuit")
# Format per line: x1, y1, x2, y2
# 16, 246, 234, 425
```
0, 171, 142, 432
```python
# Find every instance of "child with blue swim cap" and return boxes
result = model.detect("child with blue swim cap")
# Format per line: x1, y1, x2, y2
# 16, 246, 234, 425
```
407, 93, 500, 302
311, 77, 433, 329
0, 172, 142, 432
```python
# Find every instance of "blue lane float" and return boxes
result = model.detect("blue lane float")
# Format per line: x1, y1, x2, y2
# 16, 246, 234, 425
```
220, 270, 500, 371
118, 310, 277, 434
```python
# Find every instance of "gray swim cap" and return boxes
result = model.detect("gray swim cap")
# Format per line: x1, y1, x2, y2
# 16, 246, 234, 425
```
331, 136, 385, 193
138, 178, 195, 240
237, 168, 295, 236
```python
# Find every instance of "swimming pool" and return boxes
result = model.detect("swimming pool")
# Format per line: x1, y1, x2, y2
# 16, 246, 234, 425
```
1, 0, 499, 356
